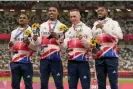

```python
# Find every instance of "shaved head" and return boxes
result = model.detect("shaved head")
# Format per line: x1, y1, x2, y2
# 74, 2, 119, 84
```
97, 7, 108, 20
69, 9, 81, 25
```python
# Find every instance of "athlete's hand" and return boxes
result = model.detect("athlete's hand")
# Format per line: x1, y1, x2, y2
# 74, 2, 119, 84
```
8, 41, 14, 48
51, 32, 59, 39
23, 38, 30, 45
78, 34, 83, 40
58, 36, 64, 44
33, 35, 38, 41
92, 47, 98, 54
96, 24, 104, 29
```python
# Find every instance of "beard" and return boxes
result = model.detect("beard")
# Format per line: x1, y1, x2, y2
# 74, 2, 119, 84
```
98, 15, 106, 20
19, 23, 27, 28
20, 24, 24, 27
49, 16, 56, 21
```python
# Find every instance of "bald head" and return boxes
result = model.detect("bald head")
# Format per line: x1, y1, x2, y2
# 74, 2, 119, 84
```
69, 9, 81, 25
97, 7, 108, 20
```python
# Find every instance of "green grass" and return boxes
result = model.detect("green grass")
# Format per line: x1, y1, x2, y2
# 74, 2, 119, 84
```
0, 77, 133, 83
118, 78, 133, 83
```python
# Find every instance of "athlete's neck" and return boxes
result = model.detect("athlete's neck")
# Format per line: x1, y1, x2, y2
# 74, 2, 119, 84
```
19, 24, 28, 28
49, 18, 57, 21
73, 21, 81, 26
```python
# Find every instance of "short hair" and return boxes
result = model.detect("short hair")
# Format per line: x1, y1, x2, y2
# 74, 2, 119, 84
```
69, 9, 81, 18
69, 9, 80, 13
20, 13, 29, 20
97, 7, 108, 12
48, 5, 59, 11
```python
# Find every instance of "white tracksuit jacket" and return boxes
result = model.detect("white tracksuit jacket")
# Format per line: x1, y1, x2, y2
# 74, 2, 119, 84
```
92, 17, 123, 59
63, 22, 92, 61
9, 25, 36, 63
34, 20, 65, 60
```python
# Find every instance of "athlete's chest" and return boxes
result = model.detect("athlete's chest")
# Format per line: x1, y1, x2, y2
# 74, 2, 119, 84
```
40, 24, 63, 36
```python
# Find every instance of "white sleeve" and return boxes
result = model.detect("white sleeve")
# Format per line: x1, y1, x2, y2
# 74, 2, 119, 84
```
33, 37, 41, 46
33, 25, 42, 46
80, 27, 93, 48
8, 31, 15, 51
91, 23, 97, 38
28, 32, 37, 51
92, 24, 97, 31
86, 27, 93, 43
10, 32, 14, 42
60, 31, 69, 49
63, 38, 69, 49
102, 21, 123, 39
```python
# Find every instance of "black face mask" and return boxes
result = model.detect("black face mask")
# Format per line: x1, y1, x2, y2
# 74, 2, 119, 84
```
98, 16, 106, 20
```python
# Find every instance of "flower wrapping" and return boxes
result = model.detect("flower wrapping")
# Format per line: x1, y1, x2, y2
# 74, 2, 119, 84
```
23, 29, 32, 40
32, 23, 40, 35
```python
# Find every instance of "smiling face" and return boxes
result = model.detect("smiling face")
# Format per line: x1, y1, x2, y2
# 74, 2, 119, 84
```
97, 7, 107, 19
48, 7, 58, 21
19, 14, 29, 27
69, 10, 81, 25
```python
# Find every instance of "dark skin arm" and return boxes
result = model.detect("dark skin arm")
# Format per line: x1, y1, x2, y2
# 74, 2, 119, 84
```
8, 41, 18, 53
33, 35, 38, 41
8, 41, 14, 48
23, 38, 30, 46
50, 32, 59, 40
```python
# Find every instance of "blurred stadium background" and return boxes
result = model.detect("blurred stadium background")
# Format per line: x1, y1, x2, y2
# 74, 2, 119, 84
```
0, 1, 133, 89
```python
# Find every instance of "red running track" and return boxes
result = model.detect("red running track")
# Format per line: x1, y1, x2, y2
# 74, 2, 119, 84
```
0, 81, 132, 89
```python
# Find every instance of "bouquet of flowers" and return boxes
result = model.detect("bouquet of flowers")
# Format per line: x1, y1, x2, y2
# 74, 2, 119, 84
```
89, 38, 97, 47
58, 24, 68, 33
32, 23, 40, 35
89, 38, 101, 52
47, 24, 68, 39
23, 29, 32, 40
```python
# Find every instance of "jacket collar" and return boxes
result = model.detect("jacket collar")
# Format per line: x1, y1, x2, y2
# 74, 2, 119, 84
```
97, 17, 112, 24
